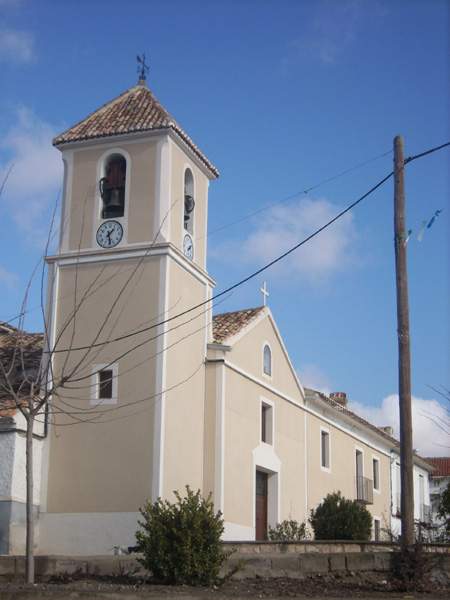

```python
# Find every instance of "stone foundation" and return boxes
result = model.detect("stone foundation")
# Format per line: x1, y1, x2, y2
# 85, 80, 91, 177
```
0, 542, 449, 582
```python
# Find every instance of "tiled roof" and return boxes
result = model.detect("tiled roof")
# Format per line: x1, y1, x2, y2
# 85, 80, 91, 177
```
53, 83, 219, 177
212, 307, 265, 344
424, 457, 450, 477
0, 323, 43, 415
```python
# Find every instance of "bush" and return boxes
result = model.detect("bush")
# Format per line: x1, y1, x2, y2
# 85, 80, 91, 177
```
135, 487, 228, 585
268, 519, 310, 542
310, 491, 372, 540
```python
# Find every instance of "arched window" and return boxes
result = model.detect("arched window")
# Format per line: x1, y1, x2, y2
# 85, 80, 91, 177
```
99, 154, 126, 219
184, 168, 194, 234
263, 344, 272, 376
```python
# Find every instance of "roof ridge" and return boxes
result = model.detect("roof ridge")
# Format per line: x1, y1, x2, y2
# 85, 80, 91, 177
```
213, 306, 264, 318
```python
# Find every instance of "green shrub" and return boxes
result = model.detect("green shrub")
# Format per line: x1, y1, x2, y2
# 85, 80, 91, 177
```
135, 487, 227, 585
268, 519, 310, 542
310, 491, 372, 540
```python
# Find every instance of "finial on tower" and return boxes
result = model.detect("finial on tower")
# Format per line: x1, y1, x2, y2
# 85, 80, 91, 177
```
136, 53, 149, 86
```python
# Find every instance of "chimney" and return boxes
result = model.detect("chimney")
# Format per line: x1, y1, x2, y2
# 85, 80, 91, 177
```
380, 425, 394, 437
329, 392, 347, 407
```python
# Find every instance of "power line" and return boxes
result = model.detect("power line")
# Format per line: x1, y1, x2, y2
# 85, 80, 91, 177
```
47, 169, 395, 354
202, 149, 392, 240
35, 138, 450, 355
405, 141, 450, 164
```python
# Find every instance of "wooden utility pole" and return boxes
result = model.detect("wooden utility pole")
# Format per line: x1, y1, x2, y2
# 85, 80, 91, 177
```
393, 135, 415, 546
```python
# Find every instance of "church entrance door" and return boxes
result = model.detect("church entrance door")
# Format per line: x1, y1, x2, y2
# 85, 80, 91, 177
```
255, 470, 268, 540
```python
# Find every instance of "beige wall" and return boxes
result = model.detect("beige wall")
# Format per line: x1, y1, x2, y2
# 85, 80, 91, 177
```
222, 370, 306, 528
46, 256, 162, 513
228, 314, 303, 403
170, 142, 209, 270
161, 258, 208, 499
203, 363, 217, 499
306, 410, 391, 530
65, 140, 159, 252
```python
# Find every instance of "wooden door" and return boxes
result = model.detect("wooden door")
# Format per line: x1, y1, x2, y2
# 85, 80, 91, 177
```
255, 470, 268, 540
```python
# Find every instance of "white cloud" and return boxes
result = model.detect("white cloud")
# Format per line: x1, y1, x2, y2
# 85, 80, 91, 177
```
298, 363, 332, 395
0, 107, 62, 243
0, 28, 34, 63
0, 265, 18, 289
237, 197, 357, 283
283, 0, 387, 68
349, 394, 450, 457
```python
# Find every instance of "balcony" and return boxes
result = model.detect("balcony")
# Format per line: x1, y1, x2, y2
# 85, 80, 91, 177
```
419, 503, 432, 523
356, 476, 374, 505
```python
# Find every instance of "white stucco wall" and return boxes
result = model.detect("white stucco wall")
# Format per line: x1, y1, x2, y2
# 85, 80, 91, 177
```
390, 451, 431, 536
0, 412, 45, 504
0, 431, 15, 499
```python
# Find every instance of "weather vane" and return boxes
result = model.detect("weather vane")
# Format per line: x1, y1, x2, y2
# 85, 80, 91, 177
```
137, 53, 149, 82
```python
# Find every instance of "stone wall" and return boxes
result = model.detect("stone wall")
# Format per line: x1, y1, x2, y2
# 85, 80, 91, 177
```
1, 542, 449, 582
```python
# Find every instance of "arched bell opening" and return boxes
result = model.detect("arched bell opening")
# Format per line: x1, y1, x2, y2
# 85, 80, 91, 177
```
99, 154, 127, 219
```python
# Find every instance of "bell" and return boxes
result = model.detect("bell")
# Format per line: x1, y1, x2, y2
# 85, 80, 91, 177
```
184, 194, 195, 214
108, 188, 123, 208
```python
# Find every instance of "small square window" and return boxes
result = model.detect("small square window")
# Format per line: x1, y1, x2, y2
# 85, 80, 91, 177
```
321, 430, 330, 469
98, 369, 113, 400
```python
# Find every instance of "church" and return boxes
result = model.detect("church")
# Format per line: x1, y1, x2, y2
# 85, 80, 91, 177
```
0, 71, 432, 555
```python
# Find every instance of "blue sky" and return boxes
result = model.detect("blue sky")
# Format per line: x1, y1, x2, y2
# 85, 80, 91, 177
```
0, 0, 449, 454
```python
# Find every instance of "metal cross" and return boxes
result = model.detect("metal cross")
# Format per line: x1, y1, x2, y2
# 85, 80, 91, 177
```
260, 281, 269, 306
137, 53, 149, 82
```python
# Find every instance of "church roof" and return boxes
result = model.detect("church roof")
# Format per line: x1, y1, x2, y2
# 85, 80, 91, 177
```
212, 307, 265, 344
53, 83, 219, 178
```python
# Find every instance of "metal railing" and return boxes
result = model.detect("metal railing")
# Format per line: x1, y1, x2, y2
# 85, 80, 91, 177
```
420, 503, 432, 523
356, 476, 374, 505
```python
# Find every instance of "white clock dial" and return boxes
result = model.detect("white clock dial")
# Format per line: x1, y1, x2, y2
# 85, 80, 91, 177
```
183, 233, 194, 260
96, 220, 123, 248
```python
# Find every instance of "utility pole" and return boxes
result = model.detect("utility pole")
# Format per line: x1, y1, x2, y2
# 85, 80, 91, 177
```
393, 135, 415, 546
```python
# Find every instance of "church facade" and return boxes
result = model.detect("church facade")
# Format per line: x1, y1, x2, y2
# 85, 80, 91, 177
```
0, 76, 432, 555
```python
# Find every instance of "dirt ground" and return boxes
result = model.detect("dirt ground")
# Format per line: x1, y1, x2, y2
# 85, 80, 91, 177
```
1, 572, 449, 600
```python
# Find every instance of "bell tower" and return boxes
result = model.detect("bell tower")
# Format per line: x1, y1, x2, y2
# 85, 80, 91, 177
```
41, 74, 218, 553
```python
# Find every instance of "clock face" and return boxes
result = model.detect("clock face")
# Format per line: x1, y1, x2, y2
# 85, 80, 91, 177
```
183, 233, 194, 260
96, 220, 123, 248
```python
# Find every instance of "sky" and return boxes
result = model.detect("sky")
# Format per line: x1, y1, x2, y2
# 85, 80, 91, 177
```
0, 0, 449, 455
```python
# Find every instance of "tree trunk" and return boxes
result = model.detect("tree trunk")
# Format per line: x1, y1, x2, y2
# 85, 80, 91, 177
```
25, 412, 35, 584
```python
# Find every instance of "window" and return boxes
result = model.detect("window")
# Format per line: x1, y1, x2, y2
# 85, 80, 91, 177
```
263, 344, 272, 376
184, 168, 195, 234
373, 457, 380, 491
261, 402, 273, 444
100, 154, 126, 219
321, 430, 330, 469
92, 364, 118, 405
98, 369, 113, 400
374, 518, 381, 541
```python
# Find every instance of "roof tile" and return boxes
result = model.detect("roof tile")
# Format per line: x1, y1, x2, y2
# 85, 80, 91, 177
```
424, 457, 450, 477
53, 84, 219, 177
212, 307, 264, 344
